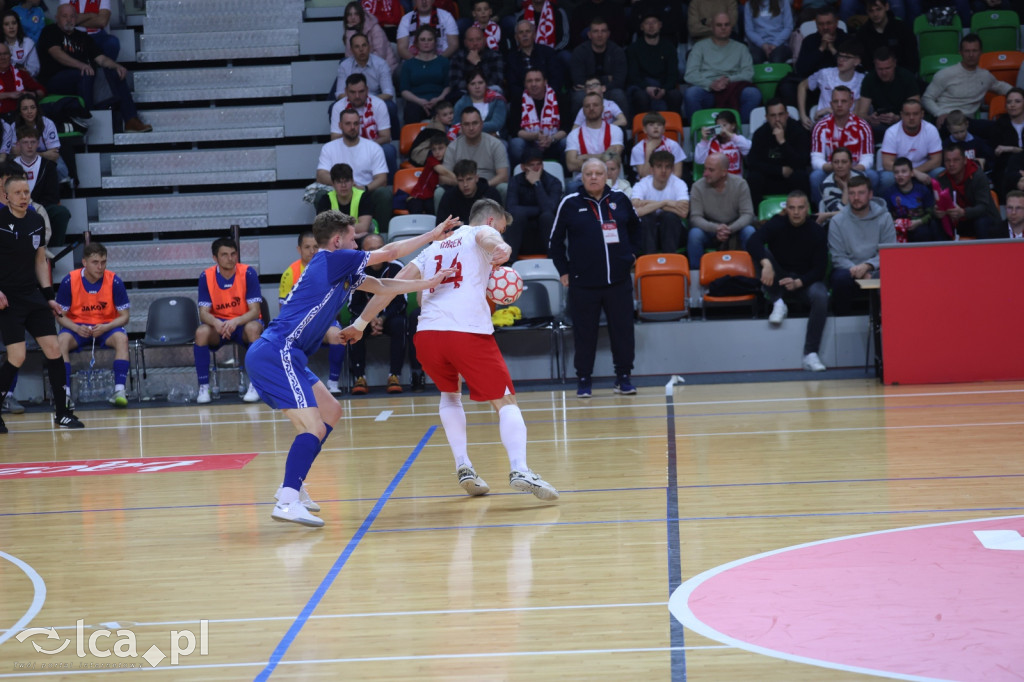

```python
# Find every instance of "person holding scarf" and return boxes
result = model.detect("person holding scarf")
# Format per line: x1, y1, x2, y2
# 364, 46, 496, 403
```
565, 91, 623, 192
508, 67, 566, 171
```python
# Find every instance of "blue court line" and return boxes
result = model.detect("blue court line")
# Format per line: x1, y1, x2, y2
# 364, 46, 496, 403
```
3, 473, 1023, 519
253, 426, 435, 682
665, 395, 686, 681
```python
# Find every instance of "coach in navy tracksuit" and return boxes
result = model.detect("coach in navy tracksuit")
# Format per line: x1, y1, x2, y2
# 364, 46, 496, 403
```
549, 157, 641, 399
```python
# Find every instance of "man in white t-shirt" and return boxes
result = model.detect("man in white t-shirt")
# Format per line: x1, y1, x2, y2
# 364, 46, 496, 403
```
342, 198, 559, 502
565, 92, 624, 188
571, 77, 627, 129
631, 150, 690, 255
879, 98, 943, 193
396, 0, 459, 60
317, 109, 392, 232
329, 73, 396, 177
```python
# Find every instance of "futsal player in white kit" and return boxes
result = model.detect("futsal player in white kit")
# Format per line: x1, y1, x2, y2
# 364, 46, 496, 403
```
342, 198, 559, 500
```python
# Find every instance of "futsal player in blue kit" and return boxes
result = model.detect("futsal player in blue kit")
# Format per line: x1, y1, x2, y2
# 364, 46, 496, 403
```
247, 210, 457, 527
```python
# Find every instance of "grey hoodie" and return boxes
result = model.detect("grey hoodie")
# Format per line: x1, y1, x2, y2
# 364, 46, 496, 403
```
828, 197, 896, 271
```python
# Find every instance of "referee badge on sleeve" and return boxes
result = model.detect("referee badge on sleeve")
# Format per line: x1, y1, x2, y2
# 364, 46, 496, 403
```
32, 234, 41, 249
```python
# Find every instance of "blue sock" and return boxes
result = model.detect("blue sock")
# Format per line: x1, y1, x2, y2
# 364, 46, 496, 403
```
283, 433, 322, 491
193, 345, 210, 385
64, 362, 72, 388
113, 359, 130, 387
328, 344, 345, 382
320, 423, 333, 447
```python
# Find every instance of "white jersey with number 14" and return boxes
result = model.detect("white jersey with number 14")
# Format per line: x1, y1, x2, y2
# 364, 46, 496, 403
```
413, 224, 499, 335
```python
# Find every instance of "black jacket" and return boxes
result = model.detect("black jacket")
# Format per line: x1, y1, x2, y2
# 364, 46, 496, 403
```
747, 118, 811, 178
549, 185, 640, 287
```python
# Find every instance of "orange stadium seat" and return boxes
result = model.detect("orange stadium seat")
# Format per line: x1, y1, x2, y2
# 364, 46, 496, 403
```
399, 122, 428, 168
989, 95, 1007, 119
392, 167, 423, 216
632, 111, 684, 144
979, 51, 1024, 86
635, 254, 690, 321
700, 251, 759, 319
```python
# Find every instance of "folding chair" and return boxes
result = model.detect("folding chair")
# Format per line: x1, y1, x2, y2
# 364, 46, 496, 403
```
134, 296, 200, 396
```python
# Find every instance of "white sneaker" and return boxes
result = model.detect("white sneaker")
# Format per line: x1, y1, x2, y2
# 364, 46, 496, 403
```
275, 485, 321, 512
243, 383, 260, 402
509, 469, 559, 501
109, 389, 128, 408
769, 299, 788, 325
456, 465, 490, 496
197, 385, 211, 404
802, 352, 827, 372
326, 379, 342, 394
271, 501, 324, 528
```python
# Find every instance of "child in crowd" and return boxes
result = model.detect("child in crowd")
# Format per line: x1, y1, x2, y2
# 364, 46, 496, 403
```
572, 78, 627, 129
409, 101, 455, 166
605, 153, 632, 197
944, 110, 993, 172
694, 110, 751, 175
398, 132, 454, 215
883, 155, 939, 242
798, 39, 865, 130
471, 0, 501, 51
630, 111, 686, 180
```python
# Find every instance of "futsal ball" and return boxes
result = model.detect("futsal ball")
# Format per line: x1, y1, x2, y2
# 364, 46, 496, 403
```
486, 266, 523, 305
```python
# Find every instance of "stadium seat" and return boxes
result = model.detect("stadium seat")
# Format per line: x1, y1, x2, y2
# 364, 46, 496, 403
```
971, 10, 1020, 52
134, 296, 200, 394
634, 254, 690, 321
391, 167, 423, 216
798, 19, 847, 37
752, 63, 792, 102
989, 94, 1007, 119
748, 106, 800, 135
512, 258, 565, 321
386, 213, 435, 264
39, 94, 87, 141
699, 251, 758, 319
979, 51, 1024, 86
913, 14, 963, 58
494, 284, 560, 379
632, 111, 684, 144
399, 122, 427, 168
513, 161, 565, 190
920, 54, 960, 83
758, 196, 788, 221
690, 108, 741, 179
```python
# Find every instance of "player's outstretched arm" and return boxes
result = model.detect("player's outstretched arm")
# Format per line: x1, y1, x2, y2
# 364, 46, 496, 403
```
366, 216, 461, 267
343, 264, 452, 341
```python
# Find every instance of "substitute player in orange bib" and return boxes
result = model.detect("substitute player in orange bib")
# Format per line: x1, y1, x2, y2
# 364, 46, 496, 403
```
342, 197, 559, 500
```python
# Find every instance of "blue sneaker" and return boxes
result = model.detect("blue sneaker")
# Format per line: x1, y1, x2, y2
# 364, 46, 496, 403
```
576, 376, 592, 398
613, 374, 637, 395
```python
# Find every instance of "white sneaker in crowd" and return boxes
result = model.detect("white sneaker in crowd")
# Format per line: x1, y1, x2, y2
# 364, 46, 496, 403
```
243, 383, 260, 402
802, 352, 827, 372
769, 299, 788, 325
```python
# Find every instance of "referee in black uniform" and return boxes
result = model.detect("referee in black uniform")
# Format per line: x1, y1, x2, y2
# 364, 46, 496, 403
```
549, 157, 641, 399
0, 175, 83, 433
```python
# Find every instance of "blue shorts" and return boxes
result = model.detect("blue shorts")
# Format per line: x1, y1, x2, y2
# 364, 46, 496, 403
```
245, 337, 320, 411
59, 326, 127, 351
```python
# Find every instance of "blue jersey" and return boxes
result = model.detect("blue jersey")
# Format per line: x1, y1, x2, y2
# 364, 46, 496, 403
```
261, 248, 369, 357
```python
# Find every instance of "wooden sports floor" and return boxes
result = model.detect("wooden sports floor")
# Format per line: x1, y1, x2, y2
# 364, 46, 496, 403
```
1, 377, 1022, 680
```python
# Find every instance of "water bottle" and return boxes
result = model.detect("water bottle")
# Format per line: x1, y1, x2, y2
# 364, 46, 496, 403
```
210, 367, 220, 399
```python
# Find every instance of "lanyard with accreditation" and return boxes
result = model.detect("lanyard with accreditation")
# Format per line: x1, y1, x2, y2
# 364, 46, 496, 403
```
588, 199, 619, 245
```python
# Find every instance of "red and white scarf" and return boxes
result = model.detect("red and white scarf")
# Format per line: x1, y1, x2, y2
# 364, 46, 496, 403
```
475, 20, 501, 50
577, 122, 611, 155
520, 85, 559, 135
341, 97, 378, 141
522, 0, 555, 47
407, 7, 441, 56
1, 67, 24, 93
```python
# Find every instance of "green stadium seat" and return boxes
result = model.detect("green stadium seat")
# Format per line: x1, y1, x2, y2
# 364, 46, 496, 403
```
759, 196, 788, 222
920, 54, 961, 83
971, 10, 1020, 52
913, 14, 963, 59
752, 63, 792, 102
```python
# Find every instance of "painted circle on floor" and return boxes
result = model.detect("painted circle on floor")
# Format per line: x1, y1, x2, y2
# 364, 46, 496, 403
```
669, 515, 1024, 681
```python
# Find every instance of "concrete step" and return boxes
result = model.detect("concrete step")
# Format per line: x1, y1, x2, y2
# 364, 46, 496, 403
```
88, 215, 269, 236
97, 192, 269, 221
137, 29, 299, 62
113, 105, 285, 145
105, 239, 260, 282
133, 65, 292, 103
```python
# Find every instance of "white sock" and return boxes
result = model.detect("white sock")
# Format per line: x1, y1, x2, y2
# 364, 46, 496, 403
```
439, 392, 471, 469
498, 404, 528, 472
277, 486, 299, 504
114, 384, 125, 392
